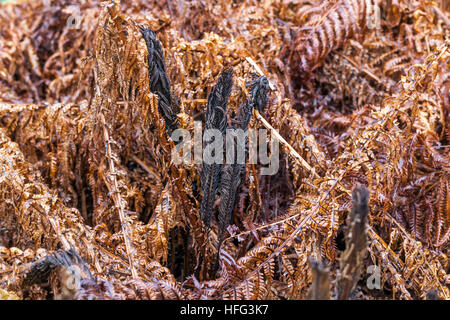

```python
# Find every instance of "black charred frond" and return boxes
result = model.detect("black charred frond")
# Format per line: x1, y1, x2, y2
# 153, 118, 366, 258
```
199, 69, 234, 229
337, 185, 369, 300
217, 163, 244, 243
308, 257, 331, 300
214, 76, 270, 273
234, 93, 253, 130
140, 27, 179, 133
247, 76, 270, 113
216, 75, 266, 240
23, 249, 93, 286
204, 68, 233, 133
213, 162, 244, 275
426, 289, 440, 300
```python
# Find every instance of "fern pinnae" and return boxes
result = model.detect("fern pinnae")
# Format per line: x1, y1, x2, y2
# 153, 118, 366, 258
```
247, 76, 270, 114
214, 76, 270, 273
218, 76, 270, 235
140, 27, 179, 133
200, 68, 234, 229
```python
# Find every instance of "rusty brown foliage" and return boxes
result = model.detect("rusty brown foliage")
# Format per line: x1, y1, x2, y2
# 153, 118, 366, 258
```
0, 0, 448, 300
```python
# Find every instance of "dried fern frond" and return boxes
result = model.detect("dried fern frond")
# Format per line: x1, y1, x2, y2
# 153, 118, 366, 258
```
23, 248, 93, 300
200, 68, 234, 229
76, 276, 181, 300
0, 127, 98, 261
289, 0, 374, 75
215, 76, 270, 273
23, 249, 92, 286
144, 184, 181, 263
140, 27, 179, 133
247, 76, 271, 113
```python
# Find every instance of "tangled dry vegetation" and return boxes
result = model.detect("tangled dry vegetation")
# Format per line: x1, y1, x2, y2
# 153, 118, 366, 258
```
0, 0, 448, 300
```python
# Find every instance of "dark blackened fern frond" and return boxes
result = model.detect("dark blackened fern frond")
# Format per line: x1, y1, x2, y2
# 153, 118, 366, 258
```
204, 69, 233, 133
426, 289, 441, 300
215, 76, 270, 273
140, 27, 179, 133
217, 76, 269, 240
23, 248, 93, 286
247, 76, 270, 113
337, 185, 369, 300
200, 69, 233, 228
217, 165, 241, 244
23, 248, 93, 299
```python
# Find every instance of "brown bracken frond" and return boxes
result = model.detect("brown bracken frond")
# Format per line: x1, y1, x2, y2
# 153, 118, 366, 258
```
289, 0, 373, 76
